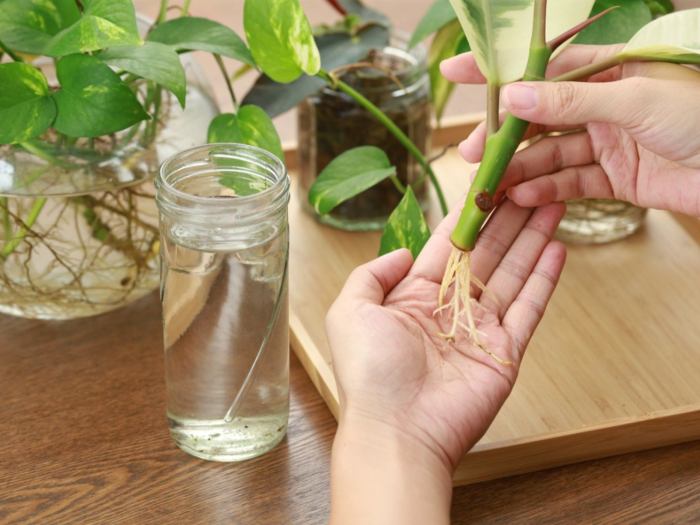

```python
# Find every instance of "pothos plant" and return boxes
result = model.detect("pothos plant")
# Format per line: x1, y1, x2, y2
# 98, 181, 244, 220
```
0, 0, 283, 262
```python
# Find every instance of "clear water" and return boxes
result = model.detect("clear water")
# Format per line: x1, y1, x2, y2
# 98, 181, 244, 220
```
161, 224, 289, 462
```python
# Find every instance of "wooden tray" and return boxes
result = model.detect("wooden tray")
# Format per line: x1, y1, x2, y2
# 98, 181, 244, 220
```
288, 134, 700, 486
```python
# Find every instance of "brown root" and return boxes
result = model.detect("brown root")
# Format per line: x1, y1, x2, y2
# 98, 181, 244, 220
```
435, 246, 513, 366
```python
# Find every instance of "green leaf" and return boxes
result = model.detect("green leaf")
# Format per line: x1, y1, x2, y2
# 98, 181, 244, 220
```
98, 42, 187, 107
44, 0, 141, 57
244, 0, 321, 83
379, 187, 430, 258
338, 0, 390, 24
207, 105, 284, 161
147, 17, 255, 67
409, 0, 457, 49
448, 0, 596, 84
620, 8, 700, 64
428, 20, 469, 122
0, 0, 80, 54
52, 54, 148, 138
0, 63, 56, 144
644, 0, 674, 18
308, 146, 396, 215
242, 24, 390, 118
575, 0, 652, 45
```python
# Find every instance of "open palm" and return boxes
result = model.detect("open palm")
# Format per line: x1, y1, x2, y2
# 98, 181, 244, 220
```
326, 201, 566, 469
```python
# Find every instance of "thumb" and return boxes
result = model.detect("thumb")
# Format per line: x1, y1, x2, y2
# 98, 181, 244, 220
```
338, 249, 414, 305
501, 79, 643, 128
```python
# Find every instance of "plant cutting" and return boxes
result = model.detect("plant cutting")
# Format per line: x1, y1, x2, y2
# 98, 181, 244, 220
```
0, 0, 275, 319
438, 2, 700, 349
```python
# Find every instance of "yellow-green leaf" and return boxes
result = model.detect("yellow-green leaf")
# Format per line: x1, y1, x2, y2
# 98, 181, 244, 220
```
448, 0, 596, 84
244, 0, 321, 84
379, 187, 430, 258
428, 20, 469, 122
207, 105, 284, 161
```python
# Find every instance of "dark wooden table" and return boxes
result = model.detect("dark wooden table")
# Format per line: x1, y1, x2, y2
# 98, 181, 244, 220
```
2, 292, 700, 524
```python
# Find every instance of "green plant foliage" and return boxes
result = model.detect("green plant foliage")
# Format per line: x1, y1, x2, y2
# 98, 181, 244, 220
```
338, 0, 390, 24
308, 146, 397, 214
52, 54, 148, 138
428, 20, 469, 122
98, 42, 186, 107
207, 105, 284, 161
379, 187, 430, 258
244, 0, 321, 83
409, 0, 457, 49
44, 0, 141, 57
0, 0, 80, 54
0, 63, 56, 144
147, 17, 255, 67
644, 0, 674, 18
242, 25, 389, 118
575, 0, 652, 45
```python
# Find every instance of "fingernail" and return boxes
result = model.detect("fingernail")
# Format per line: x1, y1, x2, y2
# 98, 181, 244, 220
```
503, 84, 538, 110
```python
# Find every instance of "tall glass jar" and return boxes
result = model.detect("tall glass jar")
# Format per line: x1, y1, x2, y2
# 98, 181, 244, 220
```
298, 34, 431, 231
156, 144, 290, 462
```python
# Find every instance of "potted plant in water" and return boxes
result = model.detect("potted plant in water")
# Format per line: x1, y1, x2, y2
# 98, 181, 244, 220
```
0, 0, 277, 319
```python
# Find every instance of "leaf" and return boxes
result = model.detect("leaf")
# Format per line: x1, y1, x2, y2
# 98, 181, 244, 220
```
448, 0, 596, 84
147, 17, 255, 67
620, 8, 700, 64
379, 187, 430, 258
308, 146, 396, 215
338, 0, 390, 24
0, 0, 80, 54
575, 0, 651, 45
244, 0, 321, 83
207, 105, 284, 161
98, 42, 187, 107
0, 63, 56, 144
52, 54, 148, 138
242, 24, 390, 118
409, 0, 457, 49
428, 20, 470, 122
44, 0, 140, 57
644, 0, 674, 18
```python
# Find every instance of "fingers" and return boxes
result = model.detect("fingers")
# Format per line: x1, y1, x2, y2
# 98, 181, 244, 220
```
499, 132, 595, 190
439, 52, 485, 84
479, 203, 566, 318
339, 249, 414, 305
440, 45, 624, 86
501, 78, 645, 128
507, 164, 613, 207
501, 241, 567, 356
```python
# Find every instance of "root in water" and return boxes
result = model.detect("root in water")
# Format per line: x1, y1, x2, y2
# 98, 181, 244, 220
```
435, 246, 512, 366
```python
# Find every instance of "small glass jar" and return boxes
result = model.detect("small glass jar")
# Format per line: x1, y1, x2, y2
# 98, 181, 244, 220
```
156, 144, 290, 462
557, 199, 646, 244
298, 34, 431, 231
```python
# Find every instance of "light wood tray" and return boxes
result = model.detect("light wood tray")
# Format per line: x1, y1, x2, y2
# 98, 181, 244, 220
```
288, 121, 700, 485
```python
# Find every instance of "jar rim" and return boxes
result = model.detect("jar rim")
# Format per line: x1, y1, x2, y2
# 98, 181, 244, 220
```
156, 143, 289, 216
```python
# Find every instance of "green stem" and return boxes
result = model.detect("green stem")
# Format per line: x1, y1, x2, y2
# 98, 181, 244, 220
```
157, 0, 169, 23
215, 54, 238, 111
19, 141, 80, 169
451, 0, 551, 251
389, 175, 407, 194
486, 82, 500, 136
181, 0, 191, 16
1, 198, 46, 258
0, 39, 22, 62
317, 69, 449, 216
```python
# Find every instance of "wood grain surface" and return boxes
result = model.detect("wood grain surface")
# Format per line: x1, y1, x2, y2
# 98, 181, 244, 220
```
290, 147, 700, 485
1, 292, 700, 524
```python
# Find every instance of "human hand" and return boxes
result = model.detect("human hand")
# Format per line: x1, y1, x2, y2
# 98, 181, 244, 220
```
326, 201, 566, 525
441, 45, 700, 217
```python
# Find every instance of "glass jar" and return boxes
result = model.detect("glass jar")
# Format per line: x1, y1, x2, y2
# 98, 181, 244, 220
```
0, 17, 219, 320
557, 199, 646, 244
298, 34, 431, 231
156, 144, 290, 462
